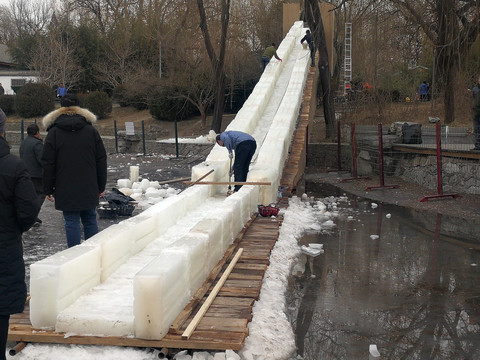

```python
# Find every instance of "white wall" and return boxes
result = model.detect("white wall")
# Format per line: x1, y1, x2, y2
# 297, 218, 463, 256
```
0, 75, 38, 95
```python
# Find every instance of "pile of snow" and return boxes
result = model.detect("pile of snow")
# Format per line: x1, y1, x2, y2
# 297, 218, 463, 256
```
157, 131, 216, 144
116, 177, 180, 210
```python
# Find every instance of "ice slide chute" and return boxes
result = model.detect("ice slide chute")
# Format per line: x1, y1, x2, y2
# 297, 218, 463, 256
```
29, 21, 312, 340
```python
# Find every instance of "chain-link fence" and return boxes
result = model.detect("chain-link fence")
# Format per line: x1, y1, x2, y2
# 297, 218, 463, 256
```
332, 121, 480, 197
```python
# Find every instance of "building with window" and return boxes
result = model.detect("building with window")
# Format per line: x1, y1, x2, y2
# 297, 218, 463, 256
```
0, 44, 39, 94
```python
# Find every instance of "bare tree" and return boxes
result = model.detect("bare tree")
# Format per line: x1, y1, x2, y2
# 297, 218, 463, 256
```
8, 0, 52, 36
391, 0, 480, 124
30, 31, 81, 89
196, 0, 231, 133
94, 33, 139, 88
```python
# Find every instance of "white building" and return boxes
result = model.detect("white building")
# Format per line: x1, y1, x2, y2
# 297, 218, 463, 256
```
0, 44, 39, 94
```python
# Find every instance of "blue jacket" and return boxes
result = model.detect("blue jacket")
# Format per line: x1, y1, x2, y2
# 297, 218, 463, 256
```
220, 131, 255, 154
419, 83, 428, 95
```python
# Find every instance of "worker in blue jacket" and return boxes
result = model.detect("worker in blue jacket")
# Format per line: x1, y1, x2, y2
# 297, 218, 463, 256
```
216, 131, 257, 192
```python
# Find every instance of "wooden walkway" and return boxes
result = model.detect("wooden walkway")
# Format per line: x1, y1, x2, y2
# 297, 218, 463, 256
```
8, 59, 316, 354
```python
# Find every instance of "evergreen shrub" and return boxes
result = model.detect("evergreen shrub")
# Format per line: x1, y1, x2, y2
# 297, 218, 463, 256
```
0, 95, 15, 114
148, 86, 196, 121
15, 83, 55, 118
83, 91, 112, 119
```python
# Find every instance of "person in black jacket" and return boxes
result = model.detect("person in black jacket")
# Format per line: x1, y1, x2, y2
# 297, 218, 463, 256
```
42, 94, 107, 248
0, 133, 40, 360
20, 124, 45, 226
300, 29, 315, 67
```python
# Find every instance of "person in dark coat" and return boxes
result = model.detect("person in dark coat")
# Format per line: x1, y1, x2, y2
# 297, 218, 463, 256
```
216, 131, 257, 192
20, 124, 45, 225
42, 94, 107, 248
300, 29, 315, 67
0, 133, 40, 360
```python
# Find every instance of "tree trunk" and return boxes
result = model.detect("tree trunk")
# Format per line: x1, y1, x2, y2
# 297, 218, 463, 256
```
443, 62, 456, 124
196, 0, 230, 134
304, 0, 335, 138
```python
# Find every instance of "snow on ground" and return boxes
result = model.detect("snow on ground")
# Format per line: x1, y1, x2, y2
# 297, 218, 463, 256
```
8, 195, 344, 360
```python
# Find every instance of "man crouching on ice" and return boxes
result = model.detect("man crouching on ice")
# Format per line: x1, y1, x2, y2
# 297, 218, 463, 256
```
216, 131, 257, 193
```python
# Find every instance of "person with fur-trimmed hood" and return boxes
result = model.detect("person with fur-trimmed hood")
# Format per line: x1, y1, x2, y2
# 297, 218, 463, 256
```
42, 94, 107, 248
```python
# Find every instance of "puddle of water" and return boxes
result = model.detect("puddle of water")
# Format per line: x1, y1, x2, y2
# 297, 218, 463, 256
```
286, 184, 480, 360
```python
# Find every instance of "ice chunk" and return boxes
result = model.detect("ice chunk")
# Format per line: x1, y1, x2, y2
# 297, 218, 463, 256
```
138, 179, 151, 191
118, 187, 133, 196
190, 219, 224, 270
300, 245, 323, 257
82, 223, 135, 282
369, 344, 380, 357
30, 246, 101, 329
117, 178, 132, 188
134, 254, 189, 340
130, 165, 139, 183
164, 234, 209, 295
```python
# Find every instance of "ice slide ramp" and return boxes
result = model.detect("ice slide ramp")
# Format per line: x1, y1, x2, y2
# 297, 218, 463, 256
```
29, 21, 311, 341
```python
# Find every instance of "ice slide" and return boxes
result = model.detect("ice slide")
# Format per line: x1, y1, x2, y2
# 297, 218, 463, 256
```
29, 21, 311, 340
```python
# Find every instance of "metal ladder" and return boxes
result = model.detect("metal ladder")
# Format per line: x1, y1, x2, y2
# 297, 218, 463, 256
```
338, 22, 352, 97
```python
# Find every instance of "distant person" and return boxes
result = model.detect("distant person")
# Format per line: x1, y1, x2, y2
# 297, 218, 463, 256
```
20, 124, 45, 226
42, 94, 107, 248
419, 81, 428, 101
0, 83, 4, 96
472, 76, 480, 150
56, 82, 67, 98
216, 131, 257, 192
261, 43, 282, 71
0, 121, 40, 360
300, 29, 315, 67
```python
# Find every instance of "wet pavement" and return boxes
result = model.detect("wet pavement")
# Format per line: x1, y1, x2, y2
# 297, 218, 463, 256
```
21, 153, 202, 288
286, 183, 480, 360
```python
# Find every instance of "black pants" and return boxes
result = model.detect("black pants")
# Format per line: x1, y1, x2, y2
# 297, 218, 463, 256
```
31, 177, 45, 208
474, 113, 480, 149
233, 140, 257, 192
0, 314, 9, 360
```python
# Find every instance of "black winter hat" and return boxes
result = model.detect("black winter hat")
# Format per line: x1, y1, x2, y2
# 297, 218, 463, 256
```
60, 94, 79, 107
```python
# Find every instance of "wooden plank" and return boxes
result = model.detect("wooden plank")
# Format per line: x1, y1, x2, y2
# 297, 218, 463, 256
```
182, 248, 244, 339
227, 273, 264, 281
179, 317, 249, 333
188, 169, 214, 187
183, 181, 271, 186
8, 327, 246, 351
233, 263, 268, 272
209, 297, 254, 307
215, 287, 260, 299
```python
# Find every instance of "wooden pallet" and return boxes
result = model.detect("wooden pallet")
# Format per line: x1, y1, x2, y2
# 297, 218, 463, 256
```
8, 214, 283, 352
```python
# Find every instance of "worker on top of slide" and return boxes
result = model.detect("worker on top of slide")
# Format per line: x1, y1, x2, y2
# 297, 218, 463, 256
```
216, 131, 257, 193
261, 43, 282, 71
